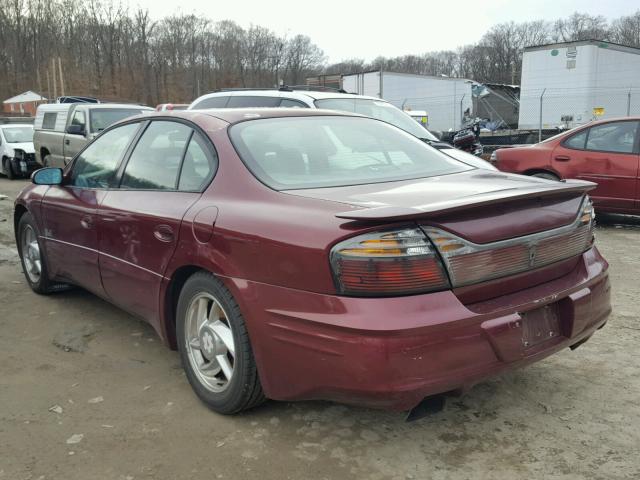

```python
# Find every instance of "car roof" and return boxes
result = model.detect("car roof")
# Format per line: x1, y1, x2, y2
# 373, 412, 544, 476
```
153, 107, 363, 125
37, 103, 153, 112
189, 89, 384, 107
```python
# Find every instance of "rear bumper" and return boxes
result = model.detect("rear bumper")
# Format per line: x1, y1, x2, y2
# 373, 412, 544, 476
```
225, 247, 610, 411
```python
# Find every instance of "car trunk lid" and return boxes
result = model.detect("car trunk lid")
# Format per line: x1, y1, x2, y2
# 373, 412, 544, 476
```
285, 170, 595, 244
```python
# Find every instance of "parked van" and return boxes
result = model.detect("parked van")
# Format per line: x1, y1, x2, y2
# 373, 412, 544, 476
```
34, 103, 153, 167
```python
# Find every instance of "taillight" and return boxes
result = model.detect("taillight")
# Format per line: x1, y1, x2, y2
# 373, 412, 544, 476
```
423, 196, 596, 288
330, 228, 450, 296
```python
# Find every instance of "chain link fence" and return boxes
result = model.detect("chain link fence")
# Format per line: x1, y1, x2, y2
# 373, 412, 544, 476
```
387, 86, 640, 145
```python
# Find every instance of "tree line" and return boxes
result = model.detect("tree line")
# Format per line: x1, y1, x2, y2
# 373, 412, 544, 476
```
326, 11, 640, 85
0, 0, 325, 105
1, 0, 639, 107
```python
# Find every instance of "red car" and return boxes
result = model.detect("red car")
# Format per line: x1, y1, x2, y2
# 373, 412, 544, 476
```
14, 109, 611, 417
493, 117, 640, 214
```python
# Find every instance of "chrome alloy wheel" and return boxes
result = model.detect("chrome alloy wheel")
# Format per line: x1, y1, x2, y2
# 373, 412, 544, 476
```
185, 293, 236, 393
22, 225, 41, 283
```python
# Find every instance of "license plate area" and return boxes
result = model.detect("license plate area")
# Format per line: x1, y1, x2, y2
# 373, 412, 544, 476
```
520, 304, 561, 348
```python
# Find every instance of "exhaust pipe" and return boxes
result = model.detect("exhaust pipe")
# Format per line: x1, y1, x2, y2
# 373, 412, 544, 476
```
405, 395, 446, 422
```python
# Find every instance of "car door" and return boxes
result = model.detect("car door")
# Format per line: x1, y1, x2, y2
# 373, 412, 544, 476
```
552, 120, 640, 211
63, 109, 89, 165
41, 122, 141, 296
97, 120, 217, 324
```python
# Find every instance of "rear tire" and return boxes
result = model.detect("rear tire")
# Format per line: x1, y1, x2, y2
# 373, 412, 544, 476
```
176, 271, 266, 414
17, 212, 67, 294
531, 172, 559, 181
42, 154, 51, 167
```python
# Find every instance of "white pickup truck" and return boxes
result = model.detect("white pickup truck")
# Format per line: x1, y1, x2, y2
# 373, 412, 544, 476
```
33, 103, 153, 167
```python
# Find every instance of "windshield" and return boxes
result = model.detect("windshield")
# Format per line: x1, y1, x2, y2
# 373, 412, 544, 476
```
90, 109, 147, 133
229, 116, 471, 190
2, 126, 33, 143
314, 98, 439, 142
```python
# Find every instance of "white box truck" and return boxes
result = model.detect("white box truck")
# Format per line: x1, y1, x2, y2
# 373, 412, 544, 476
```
518, 40, 640, 129
342, 71, 474, 132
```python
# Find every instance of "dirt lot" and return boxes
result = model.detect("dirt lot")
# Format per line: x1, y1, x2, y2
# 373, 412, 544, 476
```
1, 176, 639, 480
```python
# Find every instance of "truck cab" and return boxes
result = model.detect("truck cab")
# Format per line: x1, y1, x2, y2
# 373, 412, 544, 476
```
34, 103, 153, 167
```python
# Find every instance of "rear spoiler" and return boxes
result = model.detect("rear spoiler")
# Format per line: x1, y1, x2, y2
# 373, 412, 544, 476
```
335, 180, 596, 222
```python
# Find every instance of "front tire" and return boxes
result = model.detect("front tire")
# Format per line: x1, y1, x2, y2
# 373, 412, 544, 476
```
176, 271, 265, 414
17, 212, 64, 294
3, 157, 15, 180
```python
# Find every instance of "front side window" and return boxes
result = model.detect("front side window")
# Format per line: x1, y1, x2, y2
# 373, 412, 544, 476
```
563, 129, 588, 150
230, 116, 470, 190
71, 111, 86, 131
314, 98, 439, 142
89, 108, 147, 133
70, 123, 139, 188
120, 121, 192, 190
585, 121, 638, 154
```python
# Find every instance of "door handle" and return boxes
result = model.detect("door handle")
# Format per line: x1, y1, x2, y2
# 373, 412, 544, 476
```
153, 224, 174, 243
80, 215, 93, 229
554, 155, 570, 162
65, 139, 70, 145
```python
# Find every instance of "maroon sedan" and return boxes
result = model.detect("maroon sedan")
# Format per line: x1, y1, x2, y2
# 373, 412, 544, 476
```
493, 117, 640, 214
14, 109, 611, 417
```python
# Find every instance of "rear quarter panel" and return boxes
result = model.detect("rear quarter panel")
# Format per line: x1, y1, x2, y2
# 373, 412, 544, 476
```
496, 144, 555, 176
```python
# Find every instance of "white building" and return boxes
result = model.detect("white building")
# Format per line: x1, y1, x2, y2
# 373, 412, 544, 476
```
342, 71, 474, 132
518, 40, 640, 129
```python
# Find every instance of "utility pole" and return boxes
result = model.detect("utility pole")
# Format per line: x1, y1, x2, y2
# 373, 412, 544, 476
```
46, 69, 51, 103
52, 58, 57, 101
58, 57, 65, 97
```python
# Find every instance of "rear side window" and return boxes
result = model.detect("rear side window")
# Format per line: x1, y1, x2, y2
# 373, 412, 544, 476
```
42, 112, 57, 130
585, 121, 638, 154
70, 123, 139, 188
279, 98, 309, 108
194, 96, 230, 109
227, 96, 280, 108
121, 121, 192, 190
563, 129, 588, 150
178, 133, 217, 191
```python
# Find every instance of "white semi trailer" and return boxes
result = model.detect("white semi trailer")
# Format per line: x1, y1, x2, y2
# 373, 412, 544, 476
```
518, 40, 640, 129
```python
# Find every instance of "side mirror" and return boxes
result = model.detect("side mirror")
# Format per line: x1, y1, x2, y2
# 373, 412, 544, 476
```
32, 167, 63, 185
66, 124, 85, 135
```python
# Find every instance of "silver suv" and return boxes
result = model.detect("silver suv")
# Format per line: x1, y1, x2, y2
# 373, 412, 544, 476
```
188, 89, 494, 170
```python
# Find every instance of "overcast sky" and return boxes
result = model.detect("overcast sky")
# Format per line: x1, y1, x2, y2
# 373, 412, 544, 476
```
132, 0, 634, 62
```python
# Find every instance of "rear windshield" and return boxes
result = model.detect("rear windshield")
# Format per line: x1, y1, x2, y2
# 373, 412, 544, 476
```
90, 109, 147, 133
314, 98, 439, 142
229, 116, 471, 190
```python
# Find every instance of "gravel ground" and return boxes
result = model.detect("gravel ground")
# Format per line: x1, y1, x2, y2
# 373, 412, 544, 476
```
1, 176, 639, 480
